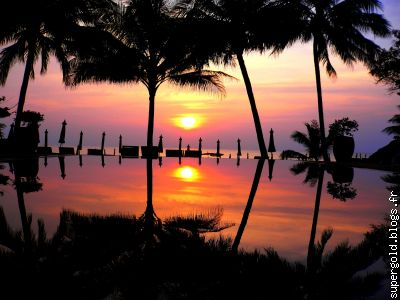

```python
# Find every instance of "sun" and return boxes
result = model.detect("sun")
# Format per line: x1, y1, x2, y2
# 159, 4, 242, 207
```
172, 114, 203, 130
180, 116, 196, 129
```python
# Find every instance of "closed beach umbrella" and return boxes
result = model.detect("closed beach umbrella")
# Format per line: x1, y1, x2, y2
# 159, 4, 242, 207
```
268, 159, 275, 181
119, 135, 122, 153
217, 140, 220, 157
77, 131, 83, 152
237, 138, 242, 156
8, 123, 14, 140
158, 135, 163, 153
58, 120, 67, 145
58, 156, 66, 179
179, 137, 182, 156
268, 128, 276, 158
101, 132, 105, 154
198, 137, 202, 152
44, 129, 48, 148
79, 154, 83, 167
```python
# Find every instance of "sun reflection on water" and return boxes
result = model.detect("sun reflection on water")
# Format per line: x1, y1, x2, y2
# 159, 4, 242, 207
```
173, 166, 200, 182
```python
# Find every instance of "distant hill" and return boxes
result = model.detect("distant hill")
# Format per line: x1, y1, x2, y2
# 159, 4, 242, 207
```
368, 139, 400, 165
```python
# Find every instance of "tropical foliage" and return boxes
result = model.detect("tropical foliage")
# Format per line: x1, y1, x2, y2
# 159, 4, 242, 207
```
68, 0, 231, 148
0, 204, 388, 299
382, 105, 400, 139
282, 117, 359, 161
370, 30, 400, 95
176, 0, 303, 157
295, 0, 391, 161
0, 0, 116, 132
0, 96, 10, 139
283, 120, 322, 161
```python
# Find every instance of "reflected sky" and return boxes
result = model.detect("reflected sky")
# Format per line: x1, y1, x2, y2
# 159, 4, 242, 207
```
0, 156, 392, 262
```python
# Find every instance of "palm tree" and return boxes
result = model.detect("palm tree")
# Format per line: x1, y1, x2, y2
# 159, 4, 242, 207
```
68, 0, 230, 149
287, 120, 322, 161
0, 0, 115, 134
177, 0, 301, 157
383, 105, 400, 139
295, 0, 391, 162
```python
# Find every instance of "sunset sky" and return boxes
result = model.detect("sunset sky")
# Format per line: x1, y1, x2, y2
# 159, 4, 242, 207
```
1, 0, 399, 154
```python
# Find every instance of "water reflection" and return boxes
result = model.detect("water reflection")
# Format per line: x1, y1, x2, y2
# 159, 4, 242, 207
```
0, 156, 392, 298
0, 157, 391, 257
173, 166, 201, 182
232, 159, 265, 252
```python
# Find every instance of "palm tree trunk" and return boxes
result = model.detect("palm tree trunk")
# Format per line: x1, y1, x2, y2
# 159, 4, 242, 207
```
145, 157, 154, 222
14, 47, 35, 132
147, 88, 156, 148
232, 159, 265, 252
312, 40, 330, 162
16, 177, 32, 255
236, 52, 268, 157
306, 167, 324, 271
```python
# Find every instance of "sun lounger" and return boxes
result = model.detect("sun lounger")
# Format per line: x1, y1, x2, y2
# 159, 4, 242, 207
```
59, 147, 75, 155
120, 146, 139, 157
141, 146, 158, 158
166, 149, 184, 157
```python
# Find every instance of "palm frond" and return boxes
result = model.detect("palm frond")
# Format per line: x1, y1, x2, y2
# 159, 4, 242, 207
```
164, 207, 233, 234
0, 40, 26, 85
291, 131, 311, 148
382, 125, 400, 137
167, 70, 234, 96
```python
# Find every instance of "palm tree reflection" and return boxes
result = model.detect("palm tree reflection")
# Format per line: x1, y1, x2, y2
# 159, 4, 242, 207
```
232, 159, 265, 252
12, 159, 43, 256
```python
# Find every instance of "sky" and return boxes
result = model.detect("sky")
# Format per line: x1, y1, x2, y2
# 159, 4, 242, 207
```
1, 0, 399, 154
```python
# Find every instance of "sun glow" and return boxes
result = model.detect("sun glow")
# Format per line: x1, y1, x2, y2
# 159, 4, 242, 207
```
173, 115, 201, 130
181, 116, 196, 129
173, 166, 200, 182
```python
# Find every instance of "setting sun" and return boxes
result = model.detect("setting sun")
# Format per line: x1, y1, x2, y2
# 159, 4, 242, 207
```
181, 117, 196, 129
172, 115, 203, 130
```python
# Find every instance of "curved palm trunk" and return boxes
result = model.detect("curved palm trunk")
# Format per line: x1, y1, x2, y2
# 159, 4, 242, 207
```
312, 40, 330, 162
306, 167, 324, 271
232, 159, 265, 252
14, 47, 35, 132
236, 52, 268, 157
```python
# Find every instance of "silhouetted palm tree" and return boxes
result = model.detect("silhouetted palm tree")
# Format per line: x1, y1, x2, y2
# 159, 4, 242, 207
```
383, 105, 400, 139
296, 0, 391, 162
177, 0, 301, 157
285, 120, 322, 161
69, 0, 230, 149
0, 0, 115, 133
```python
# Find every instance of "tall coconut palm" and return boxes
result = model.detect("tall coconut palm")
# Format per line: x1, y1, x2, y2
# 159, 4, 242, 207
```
294, 0, 391, 162
176, 0, 302, 157
0, 0, 115, 134
68, 0, 230, 149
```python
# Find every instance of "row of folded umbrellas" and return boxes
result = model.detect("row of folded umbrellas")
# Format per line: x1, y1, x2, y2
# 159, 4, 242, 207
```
44, 120, 277, 156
